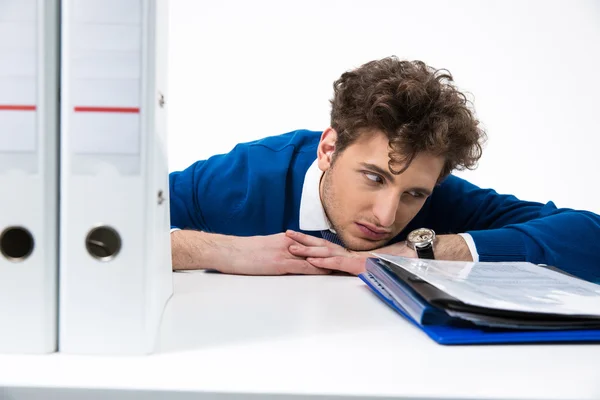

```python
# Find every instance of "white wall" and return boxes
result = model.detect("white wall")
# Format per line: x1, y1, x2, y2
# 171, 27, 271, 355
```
167, 0, 600, 214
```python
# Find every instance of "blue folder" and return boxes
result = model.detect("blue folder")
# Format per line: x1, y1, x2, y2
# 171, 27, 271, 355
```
359, 258, 600, 345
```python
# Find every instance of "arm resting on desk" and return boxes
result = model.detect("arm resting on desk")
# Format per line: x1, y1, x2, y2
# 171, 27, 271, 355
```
467, 211, 600, 283
286, 231, 472, 275
426, 176, 600, 282
372, 234, 473, 261
171, 229, 228, 271
171, 230, 331, 275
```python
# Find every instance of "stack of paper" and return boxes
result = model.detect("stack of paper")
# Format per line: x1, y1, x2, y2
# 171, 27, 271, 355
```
360, 254, 600, 345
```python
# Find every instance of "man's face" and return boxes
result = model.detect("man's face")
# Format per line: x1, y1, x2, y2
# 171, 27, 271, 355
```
318, 128, 444, 251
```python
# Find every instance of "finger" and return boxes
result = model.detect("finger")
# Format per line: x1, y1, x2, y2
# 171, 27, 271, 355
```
288, 244, 340, 258
286, 230, 334, 248
284, 260, 332, 275
306, 256, 367, 276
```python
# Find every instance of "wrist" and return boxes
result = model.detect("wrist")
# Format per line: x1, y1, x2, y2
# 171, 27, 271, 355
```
373, 234, 471, 261
433, 234, 472, 261
171, 229, 238, 271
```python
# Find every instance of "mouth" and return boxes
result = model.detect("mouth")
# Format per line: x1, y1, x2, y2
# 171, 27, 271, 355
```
355, 223, 391, 241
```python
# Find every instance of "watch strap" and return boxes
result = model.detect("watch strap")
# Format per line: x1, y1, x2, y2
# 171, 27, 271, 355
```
416, 243, 435, 260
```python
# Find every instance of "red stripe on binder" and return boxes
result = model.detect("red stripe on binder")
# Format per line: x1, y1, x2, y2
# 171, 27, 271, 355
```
0, 105, 36, 111
74, 106, 140, 113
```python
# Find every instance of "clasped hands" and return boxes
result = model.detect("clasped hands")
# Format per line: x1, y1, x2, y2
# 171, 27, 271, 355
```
223, 229, 416, 276
285, 230, 366, 275
285, 229, 416, 275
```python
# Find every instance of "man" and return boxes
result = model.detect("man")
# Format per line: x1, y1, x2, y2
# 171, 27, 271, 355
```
169, 56, 600, 282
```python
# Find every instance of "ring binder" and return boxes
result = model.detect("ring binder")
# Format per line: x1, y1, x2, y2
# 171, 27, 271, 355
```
58, 0, 173, 355
0, 0, 60, 354
361, 257, 600, 345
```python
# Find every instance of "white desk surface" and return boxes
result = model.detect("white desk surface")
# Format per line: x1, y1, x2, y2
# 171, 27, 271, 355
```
1, 271, 600, 400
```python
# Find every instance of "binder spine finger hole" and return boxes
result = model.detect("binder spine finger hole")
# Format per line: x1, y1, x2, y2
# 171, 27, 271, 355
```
85, 226, 122, 262
0, 226, 35, 262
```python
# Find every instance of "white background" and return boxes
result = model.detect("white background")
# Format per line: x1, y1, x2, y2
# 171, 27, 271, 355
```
167, 0, 600, 214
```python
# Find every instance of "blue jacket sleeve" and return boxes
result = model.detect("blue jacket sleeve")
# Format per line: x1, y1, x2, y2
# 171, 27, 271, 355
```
429, 176, 600, 282
168, 144, 250, 232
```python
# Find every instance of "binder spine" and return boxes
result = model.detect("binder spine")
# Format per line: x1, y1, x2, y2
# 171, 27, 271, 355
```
142, 0, 173, 351
59, 0, 172, 355
0, 0, 59, 354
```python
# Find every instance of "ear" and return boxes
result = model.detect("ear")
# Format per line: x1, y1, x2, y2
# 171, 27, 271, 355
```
317, 127, 337, 171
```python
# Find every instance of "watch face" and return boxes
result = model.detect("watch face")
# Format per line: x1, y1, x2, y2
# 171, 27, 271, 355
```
408, 228, 435, 247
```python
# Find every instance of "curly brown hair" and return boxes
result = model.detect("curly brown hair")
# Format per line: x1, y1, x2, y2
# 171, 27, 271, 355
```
330, 56, 486, 180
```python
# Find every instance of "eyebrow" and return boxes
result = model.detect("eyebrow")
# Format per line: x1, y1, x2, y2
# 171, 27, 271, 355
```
359, 162, 433, 196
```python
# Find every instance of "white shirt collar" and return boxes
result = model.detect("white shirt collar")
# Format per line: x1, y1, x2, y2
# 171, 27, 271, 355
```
299, 159, 335, 232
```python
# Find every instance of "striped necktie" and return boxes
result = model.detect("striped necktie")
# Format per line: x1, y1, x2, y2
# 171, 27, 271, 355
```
321, 230, 344, 247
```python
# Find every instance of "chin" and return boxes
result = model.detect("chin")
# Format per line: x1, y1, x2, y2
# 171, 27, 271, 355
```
343, 237, 387, 252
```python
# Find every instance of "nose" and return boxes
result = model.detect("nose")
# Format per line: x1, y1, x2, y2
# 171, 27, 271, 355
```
372, 192, 399, 228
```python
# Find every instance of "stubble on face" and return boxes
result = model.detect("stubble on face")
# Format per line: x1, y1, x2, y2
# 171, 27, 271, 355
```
320, 160, 388, 251
317, 129, 444, 252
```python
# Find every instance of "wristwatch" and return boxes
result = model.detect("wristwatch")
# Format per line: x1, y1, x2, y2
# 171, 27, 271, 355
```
406, 228, 436, 259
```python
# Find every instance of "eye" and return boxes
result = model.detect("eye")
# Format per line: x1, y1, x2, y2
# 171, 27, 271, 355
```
364, 172, 383, 184
407, 190, 426, 199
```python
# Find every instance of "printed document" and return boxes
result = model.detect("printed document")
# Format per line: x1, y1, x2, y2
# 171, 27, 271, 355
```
372, 254, 600, 317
